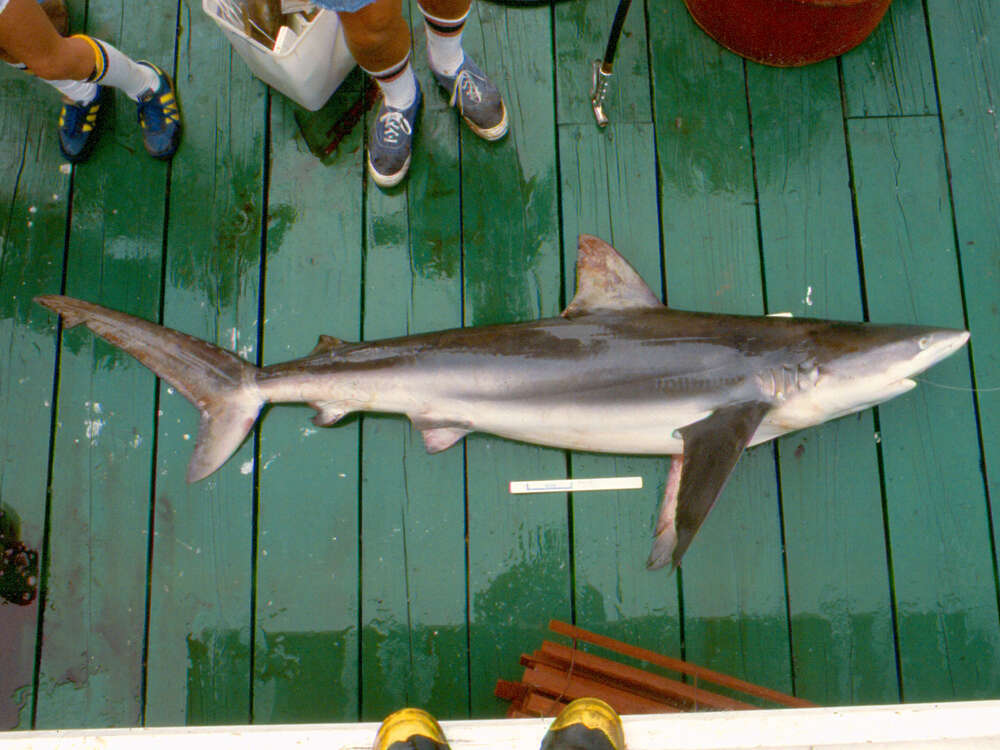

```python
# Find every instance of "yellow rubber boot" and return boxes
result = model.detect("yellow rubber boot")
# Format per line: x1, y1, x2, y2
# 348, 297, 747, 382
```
373, 708, 451, 750
539, 698, 625, 750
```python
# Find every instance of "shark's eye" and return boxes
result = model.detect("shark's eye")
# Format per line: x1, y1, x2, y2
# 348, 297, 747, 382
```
918, 336, 931, 350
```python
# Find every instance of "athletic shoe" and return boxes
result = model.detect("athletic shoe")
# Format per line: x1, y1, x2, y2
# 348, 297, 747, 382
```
135, 62, 181, 160
367, 83, 422, 189
373, 708, 451, 750
57, 86, 106, 163
433, 54, 507, 141
540, 698, 625, 750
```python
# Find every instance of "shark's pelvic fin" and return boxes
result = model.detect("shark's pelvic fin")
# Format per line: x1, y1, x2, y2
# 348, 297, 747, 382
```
647, 400, 771, 571
562, 235, 664, 318
412, 417, 472, 453
420, 426, 471, 453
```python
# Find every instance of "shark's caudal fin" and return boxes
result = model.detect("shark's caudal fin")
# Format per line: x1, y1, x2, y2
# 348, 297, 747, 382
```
34, 295, 264, 483
647, 401, 771, 571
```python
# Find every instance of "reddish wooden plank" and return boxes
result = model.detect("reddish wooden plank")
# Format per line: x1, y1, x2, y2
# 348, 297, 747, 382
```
521, 663, 680, 715
535, 642, 754, 711
548, 621, 815, 708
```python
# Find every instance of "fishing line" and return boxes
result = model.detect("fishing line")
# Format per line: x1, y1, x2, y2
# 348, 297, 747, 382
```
914, 377, 1000, 393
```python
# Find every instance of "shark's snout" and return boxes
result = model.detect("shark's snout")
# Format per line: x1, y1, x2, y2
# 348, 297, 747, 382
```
906, 327, 970, 378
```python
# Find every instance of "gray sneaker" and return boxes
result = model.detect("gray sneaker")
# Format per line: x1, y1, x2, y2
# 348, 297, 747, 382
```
433, 54, 508, 141
367, 83, 422, 188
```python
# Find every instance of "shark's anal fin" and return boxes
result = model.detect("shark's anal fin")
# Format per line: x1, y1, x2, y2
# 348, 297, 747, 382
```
647, 401, 771, 571
310, 401, 347, 427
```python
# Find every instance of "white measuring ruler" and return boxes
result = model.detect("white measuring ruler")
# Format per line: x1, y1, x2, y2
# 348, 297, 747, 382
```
509, 476, 643, 494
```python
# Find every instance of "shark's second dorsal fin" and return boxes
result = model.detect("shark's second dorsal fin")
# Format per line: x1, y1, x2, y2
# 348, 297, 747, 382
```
309, 334, 346, 356
561, 235, 663, 318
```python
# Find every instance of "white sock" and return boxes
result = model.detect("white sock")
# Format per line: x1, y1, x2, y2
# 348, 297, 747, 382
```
48, 78, 100, 104
365, 54, 417, 110
420, 7, 468, 77
73, 35, 161, 100
5, 60, 99, 105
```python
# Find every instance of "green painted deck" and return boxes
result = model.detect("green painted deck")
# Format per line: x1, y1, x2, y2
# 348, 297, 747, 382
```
1, 0, 999, 731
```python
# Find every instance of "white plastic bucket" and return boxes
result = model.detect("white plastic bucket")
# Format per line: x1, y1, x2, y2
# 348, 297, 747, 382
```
202, 0, 356, 111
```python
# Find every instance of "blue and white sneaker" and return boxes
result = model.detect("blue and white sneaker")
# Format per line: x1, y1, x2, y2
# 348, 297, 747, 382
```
367, 82, 422, 189
58, 86, 107, 163
135, 62, 181, 160
433, 54, 507, 141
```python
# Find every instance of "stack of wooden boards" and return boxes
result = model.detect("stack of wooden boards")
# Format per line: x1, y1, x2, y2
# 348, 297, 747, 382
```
496, 621, 815, 717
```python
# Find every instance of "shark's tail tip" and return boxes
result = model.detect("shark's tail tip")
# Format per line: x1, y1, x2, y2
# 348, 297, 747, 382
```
34, 294, 64, 314
34, 294, 92, 328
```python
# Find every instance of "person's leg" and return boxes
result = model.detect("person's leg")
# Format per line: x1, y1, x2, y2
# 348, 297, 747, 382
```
417, 0, 469, 76
338, 0, 416, 112
338, 0, 421, 187
0, 0, 180, 160
0, 0, 94, 79
337, 0, 410, 76
417, 0, 507, 140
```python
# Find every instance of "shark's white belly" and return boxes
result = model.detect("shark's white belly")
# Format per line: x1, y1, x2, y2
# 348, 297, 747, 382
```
417, 396, 713, 455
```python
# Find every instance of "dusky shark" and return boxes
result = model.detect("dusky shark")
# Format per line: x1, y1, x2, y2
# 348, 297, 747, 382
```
34, 235, 970, 570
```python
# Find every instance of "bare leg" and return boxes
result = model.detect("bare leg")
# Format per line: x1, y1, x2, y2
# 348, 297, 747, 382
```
418, 0, 471, 21
337, 0, 410, 73
0, 0, 93, 79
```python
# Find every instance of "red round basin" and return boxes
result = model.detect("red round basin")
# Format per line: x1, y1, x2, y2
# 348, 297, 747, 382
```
683, 0, 892, 66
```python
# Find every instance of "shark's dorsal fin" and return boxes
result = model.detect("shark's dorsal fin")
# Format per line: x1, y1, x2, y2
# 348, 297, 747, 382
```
561, 235, 663, 318
646, 400, 771, 571
309, 334, 346, 356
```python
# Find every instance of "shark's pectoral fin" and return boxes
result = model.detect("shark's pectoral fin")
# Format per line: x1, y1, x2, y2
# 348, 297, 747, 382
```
647, 400, 771, 571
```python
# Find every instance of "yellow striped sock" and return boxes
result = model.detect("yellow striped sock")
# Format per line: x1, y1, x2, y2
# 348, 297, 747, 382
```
71, 34, 108, 82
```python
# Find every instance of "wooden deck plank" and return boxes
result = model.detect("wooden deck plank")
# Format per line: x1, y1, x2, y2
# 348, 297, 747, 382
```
1, 0, 998, 726
250, 96, 364, 724
649, 1, 791, 694
925, 0, 1000, 586
841, 0, 936, 117
33, 0, 178, 728
848, 116, 1000, 700
359, 25, 469, 719
553, 0, 675, 660
461, 0, 569, 717
143, 4, 265, 725
746, 60, 899, 705
554, 0, 650, 125
556, 122, 680, 655
0, 68, 71, 731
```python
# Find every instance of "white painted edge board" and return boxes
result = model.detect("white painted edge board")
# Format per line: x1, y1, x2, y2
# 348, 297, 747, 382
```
2, 701, 1000, 750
